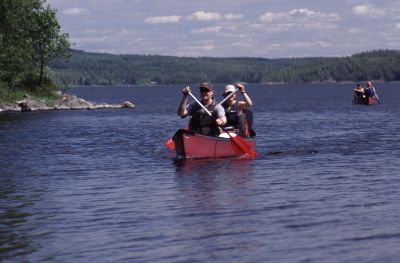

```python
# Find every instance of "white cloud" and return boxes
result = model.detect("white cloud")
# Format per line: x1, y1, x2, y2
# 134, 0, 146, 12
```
347, 28, 365, 34
117, 29, 138, 37
268, 40, 331, 50
70, 36, 111, 44
224, 13, 243, 21
257, 8, 341, 33
289, 8, 317, 17
396, 23, 400, 29
62, 7, 90, 16
352, 5, 385, 17
193, 44, 215, 51
188, 11, 222, 21
260, 8, 340, 23
144, 15, 181, 24
191, 26, 222, 34
259, 12, 285, 23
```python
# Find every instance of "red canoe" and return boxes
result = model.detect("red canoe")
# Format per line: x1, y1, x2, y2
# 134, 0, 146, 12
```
352, 96, 379, 105
172, 129, 256, 159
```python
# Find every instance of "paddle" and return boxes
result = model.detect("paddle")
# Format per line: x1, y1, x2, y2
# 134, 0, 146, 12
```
165, 138, 175, 150
165, 88, 238, 151
375, 92, 381, 104
188, 91, 257, 158
216, 88, 239, 107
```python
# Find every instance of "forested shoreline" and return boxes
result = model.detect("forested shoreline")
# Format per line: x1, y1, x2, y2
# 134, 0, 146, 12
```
51, 49, 400, 86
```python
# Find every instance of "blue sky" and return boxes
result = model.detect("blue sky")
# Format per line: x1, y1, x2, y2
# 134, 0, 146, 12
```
48, 0, 400, 58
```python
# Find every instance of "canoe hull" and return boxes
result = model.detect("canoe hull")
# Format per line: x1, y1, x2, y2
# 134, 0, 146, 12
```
353, 96, 379, 105
172, 129, 256, 159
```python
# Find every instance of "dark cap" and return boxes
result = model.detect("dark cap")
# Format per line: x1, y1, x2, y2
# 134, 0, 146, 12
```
199, 82, 213, 91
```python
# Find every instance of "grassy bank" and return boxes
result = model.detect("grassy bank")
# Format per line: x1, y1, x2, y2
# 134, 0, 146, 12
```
0, 84, 59, 106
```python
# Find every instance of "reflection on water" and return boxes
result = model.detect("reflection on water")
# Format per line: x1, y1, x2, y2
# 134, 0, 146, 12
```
174, 159, 254, 208
171, 159, 259, 262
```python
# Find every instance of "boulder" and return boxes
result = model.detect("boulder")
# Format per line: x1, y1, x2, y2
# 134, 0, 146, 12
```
54, 94, 94, 110
52, 90, 63, 97
0, 103, 21, 112
121, 101, 135, 108
17, 98, 49, 111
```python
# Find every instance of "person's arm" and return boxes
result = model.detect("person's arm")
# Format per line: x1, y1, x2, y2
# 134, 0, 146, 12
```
177, 86, 191, 117
236, 84, 252, 110
214, 105, 226, 126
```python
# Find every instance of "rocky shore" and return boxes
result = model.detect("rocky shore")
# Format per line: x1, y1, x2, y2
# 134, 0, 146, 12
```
0, 91, 135, 112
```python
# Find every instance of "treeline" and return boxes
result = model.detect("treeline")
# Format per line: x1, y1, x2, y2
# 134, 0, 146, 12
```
0, 0, 70, 101
51, 49, 400, 86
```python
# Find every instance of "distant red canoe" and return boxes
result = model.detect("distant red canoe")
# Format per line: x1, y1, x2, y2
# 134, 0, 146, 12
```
172, 129, 256, 159
352, 96, 379, 105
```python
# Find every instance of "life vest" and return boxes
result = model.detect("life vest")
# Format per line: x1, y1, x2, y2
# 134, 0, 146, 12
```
223, 101, 239, 127
189, 102, 220, 136
223, 102, 251, 137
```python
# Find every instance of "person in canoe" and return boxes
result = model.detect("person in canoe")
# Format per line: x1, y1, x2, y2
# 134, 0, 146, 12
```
353, 83, 365, 100
365, 81, 379, 99
221, 83, 254, 137
177, 82, 226, 136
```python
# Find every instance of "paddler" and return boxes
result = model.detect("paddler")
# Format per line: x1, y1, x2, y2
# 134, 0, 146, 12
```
177, 82, 226, 136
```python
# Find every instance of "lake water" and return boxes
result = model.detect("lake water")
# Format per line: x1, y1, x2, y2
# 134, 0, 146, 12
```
1, 83, 400, 262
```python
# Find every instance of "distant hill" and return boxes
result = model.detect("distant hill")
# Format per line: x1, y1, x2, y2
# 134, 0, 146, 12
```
51, 49, 400, 86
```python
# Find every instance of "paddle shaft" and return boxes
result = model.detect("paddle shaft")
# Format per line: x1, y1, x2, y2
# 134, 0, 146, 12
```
216, 88, 239, 107
187, 88, 239, 114
188, 91, 213, 116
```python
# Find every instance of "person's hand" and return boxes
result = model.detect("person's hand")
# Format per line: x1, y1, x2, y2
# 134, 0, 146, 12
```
236, 83, 245, 94
182, 86, 191, 95
215, 118, 224, 126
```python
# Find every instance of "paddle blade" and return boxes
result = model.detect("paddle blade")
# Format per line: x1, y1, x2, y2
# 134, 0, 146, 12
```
165, 138, 175, 150
231, 136, 257, 158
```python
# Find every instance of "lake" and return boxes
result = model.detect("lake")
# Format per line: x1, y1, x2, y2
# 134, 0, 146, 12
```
1, 83, 400, 262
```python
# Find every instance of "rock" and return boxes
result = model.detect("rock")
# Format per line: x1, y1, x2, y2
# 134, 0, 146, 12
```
17, 98, 49, 111
1, 92, 135, 112
52, 90, 63, 97
0, 103, 21, 112
54, 94, 94, 110
121, 101, 135, 108
92, 103, 120, 109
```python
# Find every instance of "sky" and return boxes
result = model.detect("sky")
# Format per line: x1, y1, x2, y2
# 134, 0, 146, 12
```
47, 0, 400, 58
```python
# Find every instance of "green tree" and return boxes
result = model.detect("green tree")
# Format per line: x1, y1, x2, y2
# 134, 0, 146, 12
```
30, 2, 70, 87
0, 0, 70, 94
0, 0, 38, 88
